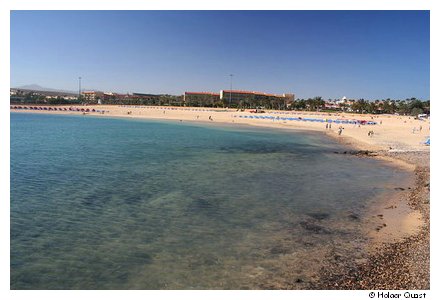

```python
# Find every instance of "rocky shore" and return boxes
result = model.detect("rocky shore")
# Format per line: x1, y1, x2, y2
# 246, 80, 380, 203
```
311, 150, 430, 290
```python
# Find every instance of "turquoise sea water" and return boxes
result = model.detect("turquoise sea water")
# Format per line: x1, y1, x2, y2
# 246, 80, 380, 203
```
11, 112, 408, 289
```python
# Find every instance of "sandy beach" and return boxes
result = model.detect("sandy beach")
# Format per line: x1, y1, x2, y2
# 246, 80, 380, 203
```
11, 105, 430, 289
11, 104, 430, 151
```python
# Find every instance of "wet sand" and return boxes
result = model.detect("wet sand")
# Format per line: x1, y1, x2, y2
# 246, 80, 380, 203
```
10, 105, 430, 289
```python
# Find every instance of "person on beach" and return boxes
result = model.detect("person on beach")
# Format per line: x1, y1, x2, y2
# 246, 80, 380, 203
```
338, 126, 343, 135
420, 125, 422, 131
326, 123, 329, 130
329, 123, 332, 129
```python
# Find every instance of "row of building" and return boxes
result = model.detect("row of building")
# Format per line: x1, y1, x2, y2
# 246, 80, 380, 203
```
10, 87, 358, 110
81, 89, 295, 108
183, 90, 294, 107
11, 88, 367, 112
81, 91, 157, 102
323, 97, 356, 109
10, 88, 78, 100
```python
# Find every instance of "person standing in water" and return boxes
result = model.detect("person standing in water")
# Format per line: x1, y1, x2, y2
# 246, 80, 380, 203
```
338, 126, 343, 135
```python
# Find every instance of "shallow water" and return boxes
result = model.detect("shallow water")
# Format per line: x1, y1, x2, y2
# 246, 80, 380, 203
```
10, 112, 409, 289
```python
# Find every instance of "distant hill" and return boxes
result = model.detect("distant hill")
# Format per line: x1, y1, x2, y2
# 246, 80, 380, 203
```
14, 84, 77, 95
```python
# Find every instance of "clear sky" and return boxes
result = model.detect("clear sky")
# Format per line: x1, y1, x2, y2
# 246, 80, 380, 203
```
10, 10, 430, 100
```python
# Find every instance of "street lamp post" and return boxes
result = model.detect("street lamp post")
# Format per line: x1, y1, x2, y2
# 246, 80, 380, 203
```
229, 74, 233, 108
78, 76, 82, 102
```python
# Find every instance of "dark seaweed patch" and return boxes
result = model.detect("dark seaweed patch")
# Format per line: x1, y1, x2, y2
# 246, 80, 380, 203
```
187, 197, 220, 217
306, 212, 330, 220
299, 220, 331, 234
129, 251, 153, 265
348, 213, 360, 220
123, 195, 142, 205
81, 193, 110, 209
270, 245, 290, 255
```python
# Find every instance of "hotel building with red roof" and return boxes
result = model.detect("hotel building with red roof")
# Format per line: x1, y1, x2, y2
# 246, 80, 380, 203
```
183, 90, 294, 108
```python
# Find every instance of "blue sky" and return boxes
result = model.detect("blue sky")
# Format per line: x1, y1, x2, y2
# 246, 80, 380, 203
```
10, 10, 430, 100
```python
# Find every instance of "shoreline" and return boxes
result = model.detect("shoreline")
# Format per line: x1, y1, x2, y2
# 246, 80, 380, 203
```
311, 136, 429, 290
10, 105, 431, 151
10, 106, 430, 289
311, 151, 429, 289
